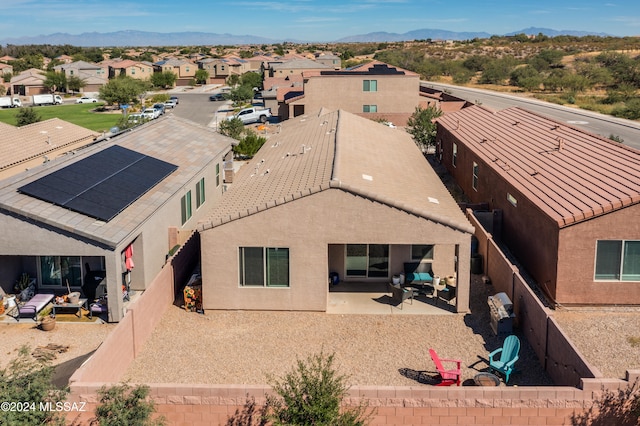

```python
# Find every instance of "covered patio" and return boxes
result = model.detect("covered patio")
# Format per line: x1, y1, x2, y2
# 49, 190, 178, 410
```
327, 281, 456, 315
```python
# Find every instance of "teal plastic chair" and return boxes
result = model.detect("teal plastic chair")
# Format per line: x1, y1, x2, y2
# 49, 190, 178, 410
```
489, 335, 520, 383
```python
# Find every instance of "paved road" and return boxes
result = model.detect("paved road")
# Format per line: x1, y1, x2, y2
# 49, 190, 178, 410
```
422, 81, 640, 151
168, 91, 229, 128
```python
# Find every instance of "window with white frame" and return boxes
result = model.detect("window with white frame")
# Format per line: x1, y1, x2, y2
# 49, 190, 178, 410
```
239, 247, 290, 287
363, 105, 377, 113
363, 80, 377, 92
181, 191, 192, 225
216, 163, 220, 187
472, 162, 479, 191
452, 143, 457, 167
196, 178, 205, 208
595, 240, 640, 281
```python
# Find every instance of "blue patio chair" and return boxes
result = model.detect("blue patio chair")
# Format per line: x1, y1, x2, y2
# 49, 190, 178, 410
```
489, 335, 520, 383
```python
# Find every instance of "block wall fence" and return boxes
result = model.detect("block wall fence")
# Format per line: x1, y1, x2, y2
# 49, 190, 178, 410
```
67, 223, 639, 425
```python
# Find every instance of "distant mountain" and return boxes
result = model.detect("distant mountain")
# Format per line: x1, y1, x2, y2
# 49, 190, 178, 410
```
0, 27, 615, 47
505, 27, 611, 38
0, 30, 282, 47
335, 29, 492, 43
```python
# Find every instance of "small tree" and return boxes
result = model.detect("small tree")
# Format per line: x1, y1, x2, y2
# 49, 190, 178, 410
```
265, 351, 372, 426
150, 71, 177, 89
406, 105, 443, 153
228, 85, 254, 104
0, 346, 68, 426
219, 117, 244, 140
233, 129, 267, 159
44, 71, 67, 93
195, 69, 209, 85
99, 76, 151, 107
66, 75, 87, 94
93, 382, 165, 426
16, 107, 42, 127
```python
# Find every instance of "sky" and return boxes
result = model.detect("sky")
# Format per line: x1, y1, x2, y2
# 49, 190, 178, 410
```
1, 0, 639, 41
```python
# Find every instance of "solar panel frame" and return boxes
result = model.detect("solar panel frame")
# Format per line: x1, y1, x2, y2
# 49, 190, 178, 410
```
18, 146, 178, 222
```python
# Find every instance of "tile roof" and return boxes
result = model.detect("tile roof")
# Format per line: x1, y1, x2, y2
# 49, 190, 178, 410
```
0, 116, 234, 247
271, 58, 333, 70
436, 105, 640, 227
199, 109, 473, 233
0, 118, 98, 172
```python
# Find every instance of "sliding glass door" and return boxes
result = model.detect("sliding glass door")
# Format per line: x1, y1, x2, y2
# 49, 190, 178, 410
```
346, 244, 389, 278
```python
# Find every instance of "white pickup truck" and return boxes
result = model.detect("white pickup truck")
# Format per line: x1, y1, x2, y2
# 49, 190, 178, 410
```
228, 107, 272, 124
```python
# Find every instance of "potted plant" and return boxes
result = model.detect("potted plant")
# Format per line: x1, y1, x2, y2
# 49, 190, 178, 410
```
14, 273, 31, 294
39, 307, 55, 331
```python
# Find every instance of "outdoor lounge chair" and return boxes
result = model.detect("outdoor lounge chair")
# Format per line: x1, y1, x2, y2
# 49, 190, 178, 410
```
388, 283, 412, 309
429, 348, 462, 386
15, 293, 54, 321
489, 335, 520, 383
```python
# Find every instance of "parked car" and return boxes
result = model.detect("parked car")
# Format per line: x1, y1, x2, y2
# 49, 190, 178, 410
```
152, 103, 166, 115
164, 100, 177, 109
76, 96, 98, 104
169, 96, 179, 104
141, 108, 161, 119
209, 93, 225, 101
127, 113, 145, 124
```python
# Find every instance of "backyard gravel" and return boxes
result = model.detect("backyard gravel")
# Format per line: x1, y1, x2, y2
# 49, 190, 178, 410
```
0, 321, 116, 386
123, 277, 552, 387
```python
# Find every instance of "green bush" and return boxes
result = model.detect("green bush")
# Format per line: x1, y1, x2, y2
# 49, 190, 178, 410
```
15, 107, 42, 127
93, 382, 165, 426
0, 346, 68, 426
265, 351, 372, 426
233, 130, 267, 159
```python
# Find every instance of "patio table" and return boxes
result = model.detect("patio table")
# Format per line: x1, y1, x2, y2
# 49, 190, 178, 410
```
52, 298, 88, 319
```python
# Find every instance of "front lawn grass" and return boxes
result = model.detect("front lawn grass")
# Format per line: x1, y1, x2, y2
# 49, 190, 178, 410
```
0, 103, 122, 132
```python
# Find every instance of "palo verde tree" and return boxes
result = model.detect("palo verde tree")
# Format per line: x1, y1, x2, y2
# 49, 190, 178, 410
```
44, 70, 67, 93
406, 105, 443, 153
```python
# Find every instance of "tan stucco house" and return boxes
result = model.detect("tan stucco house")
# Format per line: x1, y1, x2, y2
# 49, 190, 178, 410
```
0, 116, 235, 322
153, 58, 196, 86
198, 109, 474, 313
284, 61, 422, 124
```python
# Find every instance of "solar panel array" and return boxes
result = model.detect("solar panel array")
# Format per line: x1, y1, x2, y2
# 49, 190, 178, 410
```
19, 145, 178, 222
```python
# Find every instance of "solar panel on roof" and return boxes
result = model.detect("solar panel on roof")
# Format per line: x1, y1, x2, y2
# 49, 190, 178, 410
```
18, 145, 177, 222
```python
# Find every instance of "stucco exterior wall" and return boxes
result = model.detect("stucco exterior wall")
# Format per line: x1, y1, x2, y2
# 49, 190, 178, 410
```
293, 74, 421, 116
439, 127, 561, 302
557, 203, 640, 304
200, 189, 471, 312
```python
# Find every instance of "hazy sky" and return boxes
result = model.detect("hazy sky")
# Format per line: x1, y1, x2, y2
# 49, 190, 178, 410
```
1, 0, 638, 41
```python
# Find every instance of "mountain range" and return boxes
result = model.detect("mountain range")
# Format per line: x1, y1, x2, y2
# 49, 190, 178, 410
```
0, 27, 613, 47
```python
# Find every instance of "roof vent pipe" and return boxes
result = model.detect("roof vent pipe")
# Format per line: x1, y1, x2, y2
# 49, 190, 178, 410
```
557, 137, 565, 152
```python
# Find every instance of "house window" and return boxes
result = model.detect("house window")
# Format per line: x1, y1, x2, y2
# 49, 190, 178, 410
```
452, 143, 457, 167
239, 247, 290, 287
40, 256, 82, 287
346, 244, 389, 278
196, 178, 205, 208
507, 193, 517, 207
363, 80, 377, 92
472, 162, 479, 191
131, 69, 135, 74
411, 244, 434, 260
595, 240, 640, 281
181, 191, 192, 225
363, 105, 377, 113
216, 163, 220, 187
